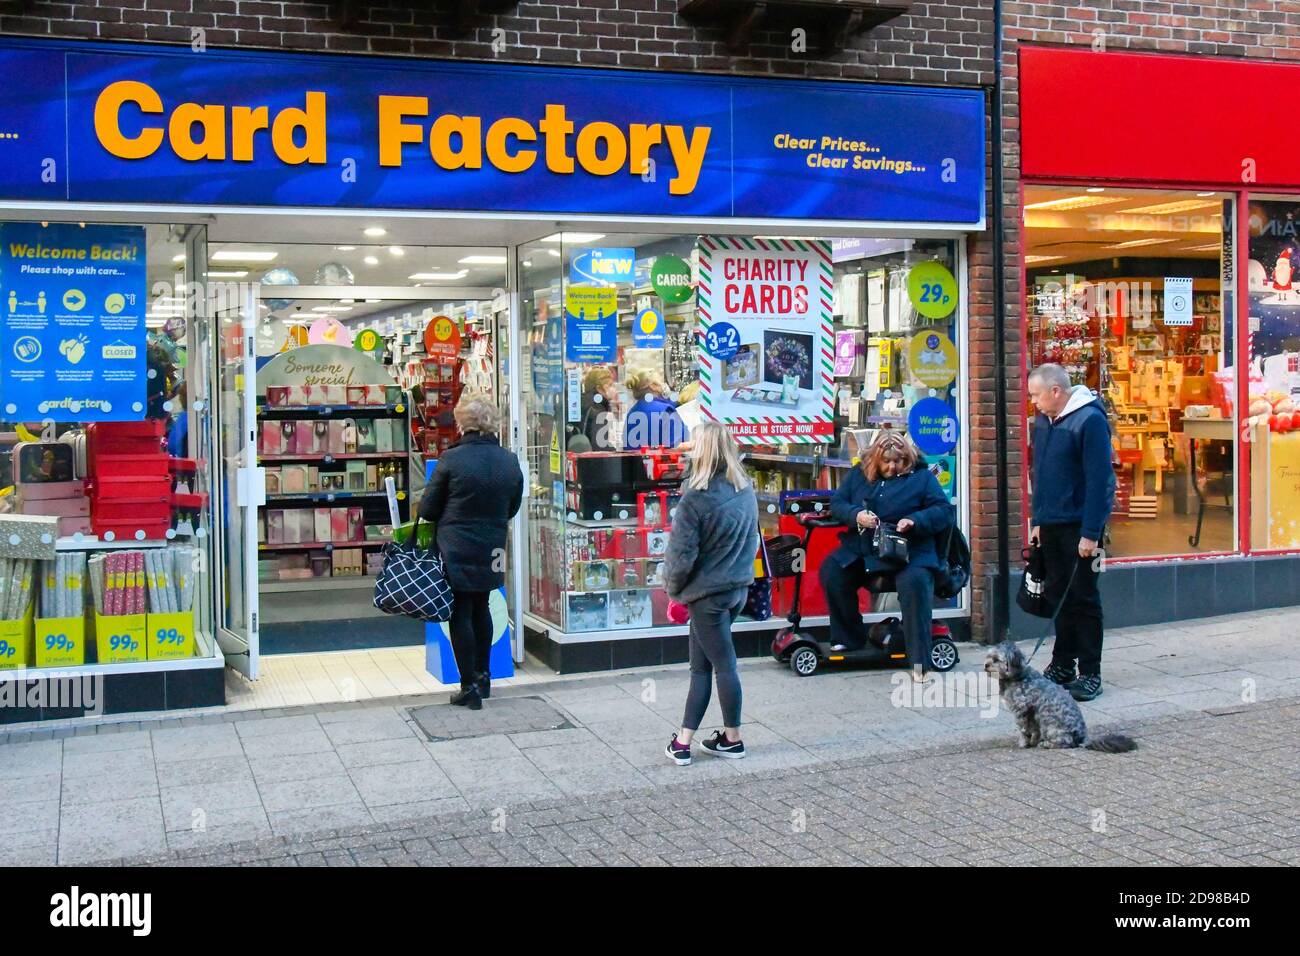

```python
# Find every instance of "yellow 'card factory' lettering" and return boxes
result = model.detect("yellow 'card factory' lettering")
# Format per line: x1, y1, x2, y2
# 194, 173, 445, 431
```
376, 98, 712, 196
90, 81, 712, 196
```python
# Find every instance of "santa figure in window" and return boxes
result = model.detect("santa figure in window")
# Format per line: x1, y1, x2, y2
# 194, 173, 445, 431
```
1274, 250, 1294, 293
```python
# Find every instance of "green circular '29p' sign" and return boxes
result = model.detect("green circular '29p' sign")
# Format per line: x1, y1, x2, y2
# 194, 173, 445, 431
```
651, 255, 693, 304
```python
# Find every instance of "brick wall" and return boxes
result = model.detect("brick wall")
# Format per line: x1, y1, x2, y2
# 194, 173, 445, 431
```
0, 0, 1015, 636
1001, 2, 1300, 612
0, 0, 994, 83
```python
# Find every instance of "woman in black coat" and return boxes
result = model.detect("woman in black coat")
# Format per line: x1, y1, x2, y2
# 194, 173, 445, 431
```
419, 392, 524, 709
819, 431, 953, 682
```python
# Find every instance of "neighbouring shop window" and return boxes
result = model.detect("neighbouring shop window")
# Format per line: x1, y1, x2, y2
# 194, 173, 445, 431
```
1246, 199, 1300, 551
1024, 187, 1236, 560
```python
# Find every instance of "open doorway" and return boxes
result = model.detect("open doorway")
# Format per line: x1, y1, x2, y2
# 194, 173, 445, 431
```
206, 235, 508, 654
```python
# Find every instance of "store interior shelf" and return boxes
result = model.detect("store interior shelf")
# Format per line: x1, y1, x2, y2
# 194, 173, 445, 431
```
565, 515, 640, 529
257, 404, 405, 416
55, 536, 170, 551
260, 577, 375, 593
259, 540, 389, 551
258, 453, 408, 462
266, 491, 391, 502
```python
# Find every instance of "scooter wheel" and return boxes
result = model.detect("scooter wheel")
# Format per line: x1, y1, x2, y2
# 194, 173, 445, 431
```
790, 646, 820, 677
930, 639, 959, 673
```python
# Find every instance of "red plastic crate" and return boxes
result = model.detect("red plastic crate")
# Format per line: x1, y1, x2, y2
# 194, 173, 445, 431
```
92, 498, 173, 521
92, 454, 170, 478
90, 517, 172, 541
171, 492, 208, 510
91, 476, 172, 500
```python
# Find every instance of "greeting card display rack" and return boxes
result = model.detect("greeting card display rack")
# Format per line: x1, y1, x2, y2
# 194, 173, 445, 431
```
255, 391, 411, 592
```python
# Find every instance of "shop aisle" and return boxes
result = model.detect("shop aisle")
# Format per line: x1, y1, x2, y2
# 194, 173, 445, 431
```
259, 590, 425, 653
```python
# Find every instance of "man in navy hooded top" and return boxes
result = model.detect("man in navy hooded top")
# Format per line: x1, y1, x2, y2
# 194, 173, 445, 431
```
1027, 363, 1116, 703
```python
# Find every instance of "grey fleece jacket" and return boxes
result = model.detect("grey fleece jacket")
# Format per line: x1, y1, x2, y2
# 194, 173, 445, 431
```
663, 474, 759, 605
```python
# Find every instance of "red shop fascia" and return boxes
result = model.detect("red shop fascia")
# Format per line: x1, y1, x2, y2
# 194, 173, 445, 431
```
1018, 45, 1300, 560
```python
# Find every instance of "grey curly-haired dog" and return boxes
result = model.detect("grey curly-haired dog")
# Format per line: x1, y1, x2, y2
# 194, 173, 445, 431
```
984, 642, 1137, 753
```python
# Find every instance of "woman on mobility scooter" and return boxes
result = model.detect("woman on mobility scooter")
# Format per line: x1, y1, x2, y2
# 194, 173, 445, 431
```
819, 432, 954, 683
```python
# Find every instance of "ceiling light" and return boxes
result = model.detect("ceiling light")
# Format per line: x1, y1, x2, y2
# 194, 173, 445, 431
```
206, 270, 248, 278
1085, 187, 1106, 193
1121, 199, 1219, 216
541, 232, 605, 243
366, 298, 381, 303
311, 305, 353, 313
364, 256, 379, 266
547, 250, 561, 258
335, 245, 357, 251
364, 227, 387, 238
1182, 243, 1223, 252
459, 255, 507, 265
171, 254, 185, 263
389, 246, 405, 257
211, 249, 279, 263
1113, 238, 1179, 249
341, 298, 355, 304
1196, 192, 1216, 198
1024, 255, 1064, 264
523, 260, 532, 267
1024, 195, 1124, 212
408, 270, 468, 281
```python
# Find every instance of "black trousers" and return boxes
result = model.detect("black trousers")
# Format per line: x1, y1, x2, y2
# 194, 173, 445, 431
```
1039, 523, 1104, 676
448, 589, 493, 688
820, 558, 935, 669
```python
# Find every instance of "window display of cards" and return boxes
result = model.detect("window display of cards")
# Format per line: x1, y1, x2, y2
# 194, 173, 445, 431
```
566, 591, 609, 632
608, 589, 653, 629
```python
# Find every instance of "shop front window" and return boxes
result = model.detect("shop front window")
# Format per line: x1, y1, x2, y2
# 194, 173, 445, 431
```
1246, 198, 1300, 552
0, 219, 218, 675
1024, 186, 1236, 560
519, 231, 968, 635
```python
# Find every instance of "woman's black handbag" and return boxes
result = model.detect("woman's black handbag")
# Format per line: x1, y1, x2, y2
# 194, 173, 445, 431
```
873, 521, 910, 564
373, 516, 455, 623
1015, 542, 1053, 617
933, 522, 971, 600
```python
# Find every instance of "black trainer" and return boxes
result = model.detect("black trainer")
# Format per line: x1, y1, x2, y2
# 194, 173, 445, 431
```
476, 671, 491, 700
1043, 660, 1077, 686
700, 730, 746, 759
1067, 674, 1103, 701
664, 733, 692, 766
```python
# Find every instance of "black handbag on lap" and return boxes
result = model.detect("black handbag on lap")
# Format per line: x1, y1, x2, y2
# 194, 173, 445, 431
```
873, 521, 910, 564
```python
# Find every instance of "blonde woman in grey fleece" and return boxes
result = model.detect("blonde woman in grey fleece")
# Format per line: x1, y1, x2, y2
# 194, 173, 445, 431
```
662, 421, 759, 766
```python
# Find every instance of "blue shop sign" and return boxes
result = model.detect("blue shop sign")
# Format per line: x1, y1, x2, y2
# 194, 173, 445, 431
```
0, 222, 146, 421
0, 38, 984, 224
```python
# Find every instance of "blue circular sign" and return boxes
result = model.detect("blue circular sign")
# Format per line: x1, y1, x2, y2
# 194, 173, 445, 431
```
703, 321, 740, 360
908, 397, 959, 455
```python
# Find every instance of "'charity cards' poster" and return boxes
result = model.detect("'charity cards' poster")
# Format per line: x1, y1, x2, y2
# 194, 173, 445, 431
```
696, 236, 834, 444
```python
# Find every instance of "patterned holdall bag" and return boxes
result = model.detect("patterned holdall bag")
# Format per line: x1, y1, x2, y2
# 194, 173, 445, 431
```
373, 516, 454, 623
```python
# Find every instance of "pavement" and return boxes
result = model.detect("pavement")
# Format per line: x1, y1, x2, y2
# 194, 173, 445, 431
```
1, 606, 1298, 866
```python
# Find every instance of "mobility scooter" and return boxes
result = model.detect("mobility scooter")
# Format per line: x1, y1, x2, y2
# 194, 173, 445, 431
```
770, 513, 959, 677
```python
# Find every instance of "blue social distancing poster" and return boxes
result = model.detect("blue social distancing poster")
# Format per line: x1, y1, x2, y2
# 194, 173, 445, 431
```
0, 222, 146, 421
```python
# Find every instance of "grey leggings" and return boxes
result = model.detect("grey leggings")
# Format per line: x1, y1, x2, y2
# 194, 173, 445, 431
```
682, 587, 749, 731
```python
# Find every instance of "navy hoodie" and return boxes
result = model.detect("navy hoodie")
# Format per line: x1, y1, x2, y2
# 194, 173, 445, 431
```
1030, 385, 1116, 541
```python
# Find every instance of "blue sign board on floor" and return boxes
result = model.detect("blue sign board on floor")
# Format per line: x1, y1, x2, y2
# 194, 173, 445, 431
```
425, 588, 516, 685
